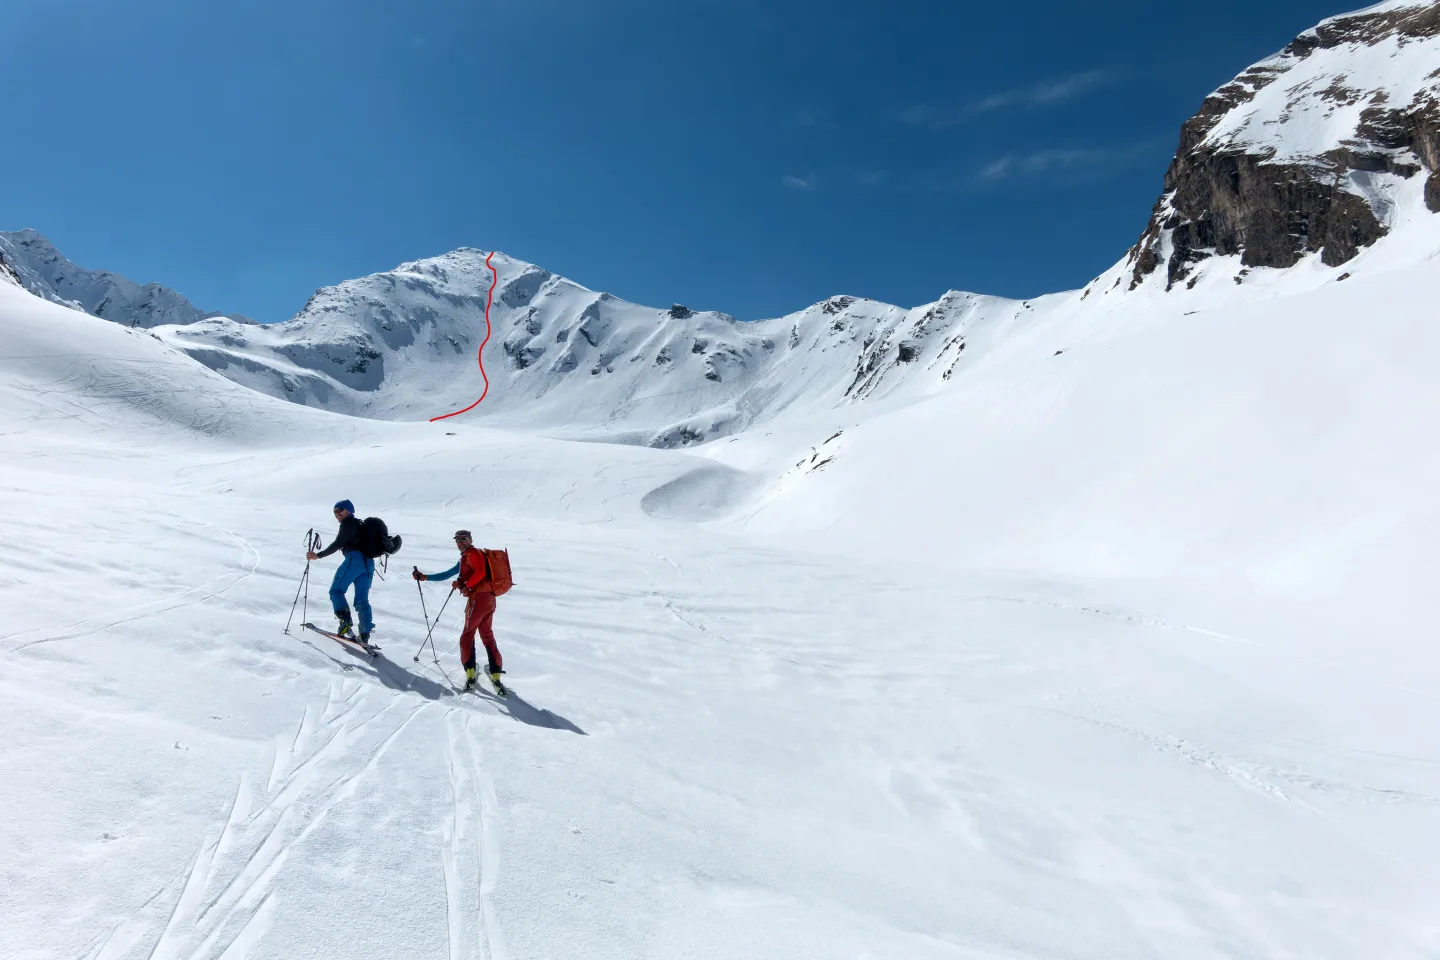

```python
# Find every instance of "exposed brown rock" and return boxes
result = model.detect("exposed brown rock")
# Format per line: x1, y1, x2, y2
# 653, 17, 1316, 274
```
1128, 3, 1440, 290
1295, 2, 1440, 49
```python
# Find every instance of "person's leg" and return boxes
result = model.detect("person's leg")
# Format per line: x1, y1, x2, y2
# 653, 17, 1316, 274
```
474, 593, 501, 674
329, 554, 360, 628
458, 597, 478, 671
352, 559, 375, 635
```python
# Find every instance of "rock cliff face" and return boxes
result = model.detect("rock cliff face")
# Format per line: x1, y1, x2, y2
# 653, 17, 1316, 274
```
1129, 1, 1440, 290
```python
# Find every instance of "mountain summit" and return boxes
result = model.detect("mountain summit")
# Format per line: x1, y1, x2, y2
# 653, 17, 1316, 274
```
1127, 0, 1440, 291
12, 3, 1440, 444
153, 247, 1036, 445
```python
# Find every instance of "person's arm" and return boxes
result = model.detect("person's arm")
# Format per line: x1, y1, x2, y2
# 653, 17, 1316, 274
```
316, 517, 362, 558
419, 561, 460, 581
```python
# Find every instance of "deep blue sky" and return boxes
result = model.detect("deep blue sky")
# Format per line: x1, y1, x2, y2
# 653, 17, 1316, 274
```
3, 0, 1362, 322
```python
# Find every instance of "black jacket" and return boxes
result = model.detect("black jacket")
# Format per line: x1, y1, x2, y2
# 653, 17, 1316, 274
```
318, 516, 364, 558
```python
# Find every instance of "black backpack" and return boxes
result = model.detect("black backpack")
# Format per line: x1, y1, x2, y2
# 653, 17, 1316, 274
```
359, 517, 401, 559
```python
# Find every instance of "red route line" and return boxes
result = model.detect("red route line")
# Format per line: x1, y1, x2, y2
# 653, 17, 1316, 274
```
431, 250, 499, 422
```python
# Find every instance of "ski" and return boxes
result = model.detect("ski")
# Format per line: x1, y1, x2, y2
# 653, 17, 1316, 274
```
302, 622, 381, 658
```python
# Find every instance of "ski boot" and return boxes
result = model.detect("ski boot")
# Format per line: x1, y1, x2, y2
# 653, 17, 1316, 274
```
335, 610, 354, 638
489, 669, 508, 697
463, 666, 478, 692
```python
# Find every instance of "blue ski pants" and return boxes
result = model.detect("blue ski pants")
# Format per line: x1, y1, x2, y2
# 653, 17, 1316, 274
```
330, 551, 375, 633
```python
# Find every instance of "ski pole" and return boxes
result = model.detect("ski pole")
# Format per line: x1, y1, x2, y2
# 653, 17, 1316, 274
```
413, 570, 433, 662
425, 592, 451, 663
284, 529, 319, 634
413, 587, 454, 663
301, 531, 320, 626
284, 564, 307, 634
419, 588, 454, 663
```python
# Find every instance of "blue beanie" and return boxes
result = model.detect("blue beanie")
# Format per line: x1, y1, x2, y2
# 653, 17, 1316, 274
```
334, 499, 355, 514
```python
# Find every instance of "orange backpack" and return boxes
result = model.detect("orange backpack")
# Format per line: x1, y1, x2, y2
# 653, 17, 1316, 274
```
482, 548, 514, 596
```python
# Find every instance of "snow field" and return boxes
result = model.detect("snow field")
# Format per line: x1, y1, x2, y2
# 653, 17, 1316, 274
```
5, 273, 1440, 958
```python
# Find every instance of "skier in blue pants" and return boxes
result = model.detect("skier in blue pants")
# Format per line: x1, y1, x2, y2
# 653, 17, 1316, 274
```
306, 499, 375, 641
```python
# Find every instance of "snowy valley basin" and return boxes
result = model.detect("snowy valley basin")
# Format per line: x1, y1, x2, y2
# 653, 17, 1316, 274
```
4, 1, 1440, 956
5, 239, 1440, 958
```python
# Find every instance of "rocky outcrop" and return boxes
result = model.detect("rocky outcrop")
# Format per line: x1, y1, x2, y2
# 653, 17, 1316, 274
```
1129, 1, 1440, 290
0, 247, 21, 288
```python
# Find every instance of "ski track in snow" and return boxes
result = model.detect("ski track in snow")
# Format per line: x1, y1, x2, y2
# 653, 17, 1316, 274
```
85, 685, 427, 960
443, 712, 508, 960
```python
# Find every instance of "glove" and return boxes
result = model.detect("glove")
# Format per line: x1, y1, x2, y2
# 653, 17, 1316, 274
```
412, 568, 424, 581
451, 579, 463, 591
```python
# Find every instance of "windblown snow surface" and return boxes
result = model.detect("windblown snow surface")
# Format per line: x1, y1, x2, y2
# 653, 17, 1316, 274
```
5, 195, 1440, 960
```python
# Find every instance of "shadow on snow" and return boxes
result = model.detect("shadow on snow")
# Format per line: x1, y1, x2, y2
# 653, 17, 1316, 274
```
295, 631, 586, 735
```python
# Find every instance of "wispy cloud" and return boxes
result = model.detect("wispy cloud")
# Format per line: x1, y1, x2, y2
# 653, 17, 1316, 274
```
854, 169, 890, 187
973, 140, 1160, 185
977, 156, 1018, 180
893, 69, 1114, 128
977, 148, 1102, 181
974, 70, 1113, 114
782, 173, 817, 190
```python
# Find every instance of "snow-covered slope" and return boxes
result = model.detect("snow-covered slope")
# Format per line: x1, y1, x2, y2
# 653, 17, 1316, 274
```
1125, 0, 1440, 292
5, 222, 1440, 960
6, 7, 1440, 956
0, 228, 247, 328
153, 248, 1044, 444
732, 255, 1440, 596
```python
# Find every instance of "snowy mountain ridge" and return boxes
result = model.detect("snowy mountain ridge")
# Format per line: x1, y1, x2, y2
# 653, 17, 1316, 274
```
153, 247, 1047, 445
12, 1, 1440, 448
0, 228, 248, 328
150, 0, 1440, 438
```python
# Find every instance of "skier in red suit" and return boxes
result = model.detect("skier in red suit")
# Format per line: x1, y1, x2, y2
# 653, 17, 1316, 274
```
414, 529, 504, 694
